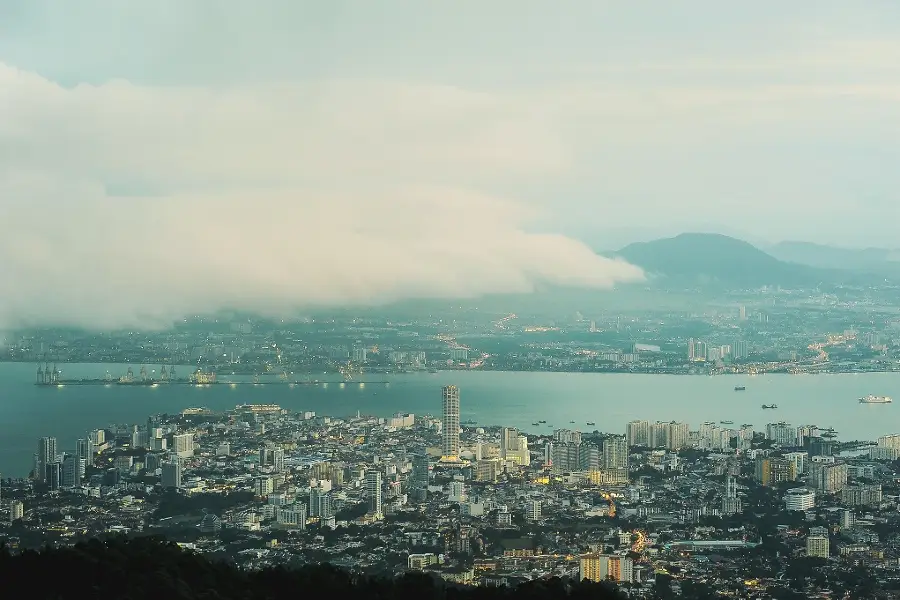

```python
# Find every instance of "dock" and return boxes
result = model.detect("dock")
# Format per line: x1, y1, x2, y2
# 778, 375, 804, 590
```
34, 379, 391, 387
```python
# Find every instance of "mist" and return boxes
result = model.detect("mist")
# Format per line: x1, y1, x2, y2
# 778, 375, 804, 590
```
0, 63, 643, 330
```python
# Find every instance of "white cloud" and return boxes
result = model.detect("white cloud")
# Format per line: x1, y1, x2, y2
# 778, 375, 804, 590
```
0, 63, 643, 330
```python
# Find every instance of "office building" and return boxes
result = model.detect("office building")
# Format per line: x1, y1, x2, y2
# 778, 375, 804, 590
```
449, 481, 467, 502
602, 436, 628, 469
36, 437, 57, 483
626, 420, 650, 447
441, 385, 461, 461
366, 470, 383, 517
766, 422, 798, 447
554, 429, 582, 445
173, 433, 194, 459
255, 476, 274, 497
277, 503, 307, 529
161, 461, 182, 489
475, 459, 500, 483
806, 536, 830, 559
662, 422, 690, 450
272, 447, 285, 473
841, 484, 882, 507
755, 457, 792, 487
722, 475, 742, 515
389, 413, 415, 428
785, 488, 816, 511
500, 427, 520, 458
75, 438, 90, 462
410, 450, 430, 499
10, 500, 24, 521
62, 455, 84, 489
45, 461, 61, 491
309, 486, 333, 519
551, 440, 599, 473
580, 554, 634, 583
841, 509, 856, 530
809, 462, 848, 494
784, 452, 808, 479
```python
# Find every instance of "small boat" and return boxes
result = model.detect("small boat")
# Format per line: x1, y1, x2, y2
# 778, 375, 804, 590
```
741, 423, 753, 428
734, 386, 746, 391
720, 420, 734, 425
538, 420, 547, 424
570, 420, 575, 423
859, 395, 892, 404
586, 422, 596, 426
761, 404, 777, 409
532, 422, 540, 426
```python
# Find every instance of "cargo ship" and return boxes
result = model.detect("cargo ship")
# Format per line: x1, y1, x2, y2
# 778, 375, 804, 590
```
859, 395, 892, 404
761, 404, 777, 409
734, 386, 746, 391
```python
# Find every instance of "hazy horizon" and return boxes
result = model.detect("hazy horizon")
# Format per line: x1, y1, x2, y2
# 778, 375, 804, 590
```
2, 1, 900, 329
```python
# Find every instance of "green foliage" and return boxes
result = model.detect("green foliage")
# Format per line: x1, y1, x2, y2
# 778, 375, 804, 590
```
0, 537, 625, 600
153, 490, 254, 519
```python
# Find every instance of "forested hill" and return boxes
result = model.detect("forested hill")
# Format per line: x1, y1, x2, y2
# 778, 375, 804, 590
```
0, 537, 624, 600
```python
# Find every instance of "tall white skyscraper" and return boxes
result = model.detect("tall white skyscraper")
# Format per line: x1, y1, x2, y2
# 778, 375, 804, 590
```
366, 470, 383, 517
36, 437, 57, 483
441, 385, 460, 461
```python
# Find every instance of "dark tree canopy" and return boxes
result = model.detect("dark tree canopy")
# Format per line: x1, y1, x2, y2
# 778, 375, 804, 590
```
0, 537, 625, 600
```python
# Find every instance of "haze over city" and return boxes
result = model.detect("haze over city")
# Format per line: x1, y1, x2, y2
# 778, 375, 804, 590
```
2, 1, 900, 329
8, 3, 900, 599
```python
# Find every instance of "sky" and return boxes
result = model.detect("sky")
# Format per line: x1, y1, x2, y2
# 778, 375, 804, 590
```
1, 1, 900, 329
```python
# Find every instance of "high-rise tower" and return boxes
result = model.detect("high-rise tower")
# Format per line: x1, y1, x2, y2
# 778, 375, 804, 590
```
441, 385, 461, 461
36, 437, 57, 483
366, 470, 383, 517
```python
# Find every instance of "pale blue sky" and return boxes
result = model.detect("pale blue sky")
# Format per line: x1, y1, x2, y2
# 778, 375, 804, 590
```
1, 1, 899, 326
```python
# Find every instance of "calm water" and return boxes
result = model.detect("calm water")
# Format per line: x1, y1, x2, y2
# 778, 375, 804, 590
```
2, 362, 899, 476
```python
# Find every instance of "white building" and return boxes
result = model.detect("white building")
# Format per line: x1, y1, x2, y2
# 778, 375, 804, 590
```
785, 488, 815, 511
173, 433, 194, 459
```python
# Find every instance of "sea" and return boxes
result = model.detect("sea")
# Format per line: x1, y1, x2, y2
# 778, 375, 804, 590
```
2, 362, 899, 477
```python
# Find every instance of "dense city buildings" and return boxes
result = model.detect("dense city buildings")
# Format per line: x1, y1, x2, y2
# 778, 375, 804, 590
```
2, 380, 900, 599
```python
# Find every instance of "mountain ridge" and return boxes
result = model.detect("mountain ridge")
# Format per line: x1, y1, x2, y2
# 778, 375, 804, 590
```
609, 232, 859, 288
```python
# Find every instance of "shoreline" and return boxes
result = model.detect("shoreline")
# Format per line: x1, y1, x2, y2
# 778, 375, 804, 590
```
3, 358, 900, 378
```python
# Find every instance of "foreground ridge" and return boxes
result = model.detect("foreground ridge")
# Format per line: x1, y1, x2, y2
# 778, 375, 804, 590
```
0, 537, 623, 600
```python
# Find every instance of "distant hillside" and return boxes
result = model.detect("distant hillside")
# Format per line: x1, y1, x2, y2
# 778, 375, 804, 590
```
611, 233, 837, 288
768, 241, 900, 275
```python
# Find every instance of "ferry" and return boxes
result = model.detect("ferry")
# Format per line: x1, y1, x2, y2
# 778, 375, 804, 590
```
734, 386, 746, 391
761, 404, 777, 409
859, 395, 892, 404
